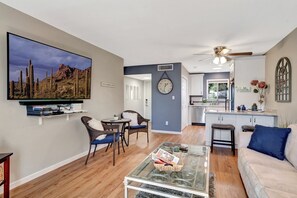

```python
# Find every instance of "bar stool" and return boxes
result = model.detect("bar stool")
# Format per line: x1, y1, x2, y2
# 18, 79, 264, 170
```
211, 124, 235, 155
242, 125, 255, 132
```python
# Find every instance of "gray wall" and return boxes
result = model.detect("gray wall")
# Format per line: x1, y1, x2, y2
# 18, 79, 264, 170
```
203, 72, 230, 98
266, 27, 297, 126
0, 3, 124, 183
124, 63, 182, 132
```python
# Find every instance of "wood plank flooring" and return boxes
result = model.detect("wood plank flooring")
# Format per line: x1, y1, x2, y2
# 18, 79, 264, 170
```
9, 126, 247, 198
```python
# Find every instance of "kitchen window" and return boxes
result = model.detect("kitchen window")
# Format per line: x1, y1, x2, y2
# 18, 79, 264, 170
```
207, 79, 229, 100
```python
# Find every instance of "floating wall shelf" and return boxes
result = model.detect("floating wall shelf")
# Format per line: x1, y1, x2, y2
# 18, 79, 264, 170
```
36, 110, 87, 125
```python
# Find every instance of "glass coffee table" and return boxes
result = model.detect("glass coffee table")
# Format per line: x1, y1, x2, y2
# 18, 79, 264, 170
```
124, 142, 210, 198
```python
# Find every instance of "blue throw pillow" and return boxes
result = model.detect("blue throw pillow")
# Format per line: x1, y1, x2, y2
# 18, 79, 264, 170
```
248, 125, 291, 160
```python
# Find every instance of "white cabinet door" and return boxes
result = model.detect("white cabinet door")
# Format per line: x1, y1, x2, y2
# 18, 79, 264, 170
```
205, 113, 220, 146
220, 114, 236, 141
190, 74, 204, 95
253, 116, 275, 127
235, 115, 253, 144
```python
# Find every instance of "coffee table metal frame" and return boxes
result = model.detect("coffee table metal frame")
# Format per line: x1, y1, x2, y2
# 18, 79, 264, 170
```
124, 142, 210, 198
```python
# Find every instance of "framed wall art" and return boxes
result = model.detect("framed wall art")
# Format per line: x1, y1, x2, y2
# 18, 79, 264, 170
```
275, 57, 291, 102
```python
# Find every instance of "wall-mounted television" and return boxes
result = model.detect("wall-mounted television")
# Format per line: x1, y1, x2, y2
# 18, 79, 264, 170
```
7, 32, 92, 100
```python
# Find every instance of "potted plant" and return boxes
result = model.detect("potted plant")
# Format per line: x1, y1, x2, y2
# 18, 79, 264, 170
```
113, 114, 119, 120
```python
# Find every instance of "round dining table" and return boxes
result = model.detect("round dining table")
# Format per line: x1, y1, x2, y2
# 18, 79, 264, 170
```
101, 118, 131, 146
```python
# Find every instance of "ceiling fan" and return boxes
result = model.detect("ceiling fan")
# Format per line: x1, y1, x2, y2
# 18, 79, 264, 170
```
195, 46, 253, 65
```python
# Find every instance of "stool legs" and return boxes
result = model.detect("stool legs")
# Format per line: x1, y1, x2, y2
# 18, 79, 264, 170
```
211, 126, 235, 155
231, 129, 235, 155
211, 128, 214, 153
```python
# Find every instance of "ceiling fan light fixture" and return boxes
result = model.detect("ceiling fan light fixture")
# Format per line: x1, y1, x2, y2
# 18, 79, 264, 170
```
220, 56, 227, 64
213, 56, 227, 65
213, 56, 220, 64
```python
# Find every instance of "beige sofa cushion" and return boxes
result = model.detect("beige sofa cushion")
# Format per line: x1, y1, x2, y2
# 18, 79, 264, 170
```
261, 188, 297, 198
248, 164, 297, 196
239, 148, 295, 171
285, 124, 297, 169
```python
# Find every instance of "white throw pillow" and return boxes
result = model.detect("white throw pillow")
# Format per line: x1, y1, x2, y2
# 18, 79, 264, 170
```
285, 124, 297, 168
87, 118, 106, 140
122, 112, 138, 126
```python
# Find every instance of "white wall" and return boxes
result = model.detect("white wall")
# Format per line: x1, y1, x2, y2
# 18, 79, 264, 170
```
266, 28, 297, 126
124, 77, 144, 115
234, 56, 265, 109
0, 3, 123, 184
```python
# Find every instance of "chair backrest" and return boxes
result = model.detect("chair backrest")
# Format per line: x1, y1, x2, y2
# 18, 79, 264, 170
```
81, 116, 103, 143
121, 110, 145, 125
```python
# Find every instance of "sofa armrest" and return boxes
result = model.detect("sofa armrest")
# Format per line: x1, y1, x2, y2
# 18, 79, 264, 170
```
238, 132, 253, 148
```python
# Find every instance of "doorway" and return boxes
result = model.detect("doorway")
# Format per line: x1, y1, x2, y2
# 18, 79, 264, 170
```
124, 74, 152, 120
181, 76, 189, 130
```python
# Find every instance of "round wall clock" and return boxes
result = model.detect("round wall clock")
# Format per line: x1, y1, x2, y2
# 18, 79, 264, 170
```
157, 72, 173, 94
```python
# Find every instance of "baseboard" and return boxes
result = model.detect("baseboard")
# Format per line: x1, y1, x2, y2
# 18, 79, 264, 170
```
8, 144, 106, 191
151, 130, 182, 134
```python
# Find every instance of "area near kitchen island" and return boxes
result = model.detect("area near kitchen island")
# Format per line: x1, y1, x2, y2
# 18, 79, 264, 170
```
205, 110, 278, 148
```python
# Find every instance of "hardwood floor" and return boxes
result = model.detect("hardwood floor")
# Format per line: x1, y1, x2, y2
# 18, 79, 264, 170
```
9, 126, 247, 198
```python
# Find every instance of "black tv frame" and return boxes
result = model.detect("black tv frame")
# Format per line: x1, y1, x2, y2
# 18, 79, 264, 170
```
7, 32, 92, 100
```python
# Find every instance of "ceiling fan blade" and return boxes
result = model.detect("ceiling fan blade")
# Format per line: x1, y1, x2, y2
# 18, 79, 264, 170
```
198, 57, 213, 62
227, 52, 253, 56
193, 53, 212, 55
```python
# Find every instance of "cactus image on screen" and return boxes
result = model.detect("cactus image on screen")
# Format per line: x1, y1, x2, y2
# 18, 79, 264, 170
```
7, 33, 92, 99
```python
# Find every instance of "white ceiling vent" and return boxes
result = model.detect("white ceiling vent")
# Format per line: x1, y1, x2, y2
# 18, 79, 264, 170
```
157, 64, 174, 71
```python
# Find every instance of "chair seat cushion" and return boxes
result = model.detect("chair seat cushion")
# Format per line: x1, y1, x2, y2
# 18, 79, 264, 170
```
212, 124, 235, 130
91, 133, 120, 144
126, 125, 147, 129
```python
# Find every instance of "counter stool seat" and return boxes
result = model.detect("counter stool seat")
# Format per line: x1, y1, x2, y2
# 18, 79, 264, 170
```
242, 125, 255, 132
211, 123, 235, 155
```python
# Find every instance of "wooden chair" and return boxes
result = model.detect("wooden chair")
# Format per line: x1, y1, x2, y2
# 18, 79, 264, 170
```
121, 110, 150, 145
81, 116, 120, 165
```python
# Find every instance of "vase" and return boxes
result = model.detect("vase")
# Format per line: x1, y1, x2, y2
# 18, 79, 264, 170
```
258, 102, 265, 112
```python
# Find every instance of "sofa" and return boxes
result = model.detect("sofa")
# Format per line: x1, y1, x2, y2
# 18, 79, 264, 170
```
238, 124, 297, 198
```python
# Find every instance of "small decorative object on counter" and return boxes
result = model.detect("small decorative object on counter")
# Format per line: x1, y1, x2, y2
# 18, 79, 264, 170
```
113, 114, 119, 120
237, 106, 241, 111
241, 105, 246, 111
251, 103, 258, 111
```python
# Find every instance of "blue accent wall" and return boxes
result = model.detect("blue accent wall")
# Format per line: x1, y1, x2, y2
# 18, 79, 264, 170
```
124, 63, 182, 132
203, 72, 230, 98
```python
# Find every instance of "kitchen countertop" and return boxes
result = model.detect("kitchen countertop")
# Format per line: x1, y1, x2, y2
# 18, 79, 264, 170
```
189, 104, 225, 107
205, 109, 278, 117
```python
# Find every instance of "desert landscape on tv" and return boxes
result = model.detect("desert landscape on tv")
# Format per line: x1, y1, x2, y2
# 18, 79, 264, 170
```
8, 34, 92, 99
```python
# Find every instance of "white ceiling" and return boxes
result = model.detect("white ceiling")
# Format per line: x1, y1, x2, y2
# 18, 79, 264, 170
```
1, 0, 297, 73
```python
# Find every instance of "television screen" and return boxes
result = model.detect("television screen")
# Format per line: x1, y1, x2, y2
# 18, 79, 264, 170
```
7, 32, 92, 100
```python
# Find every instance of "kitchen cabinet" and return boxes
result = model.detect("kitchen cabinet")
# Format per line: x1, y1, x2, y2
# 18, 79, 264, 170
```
190, 74, 204, 95
236, 115, 275, 128
205, 113, 236, 145
205, 111, 277, 148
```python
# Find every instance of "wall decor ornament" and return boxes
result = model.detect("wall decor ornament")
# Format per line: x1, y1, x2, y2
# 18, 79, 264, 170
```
275, 57, 291, 102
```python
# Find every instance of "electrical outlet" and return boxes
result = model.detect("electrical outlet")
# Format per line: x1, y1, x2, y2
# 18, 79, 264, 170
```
165, 121, 168, 125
